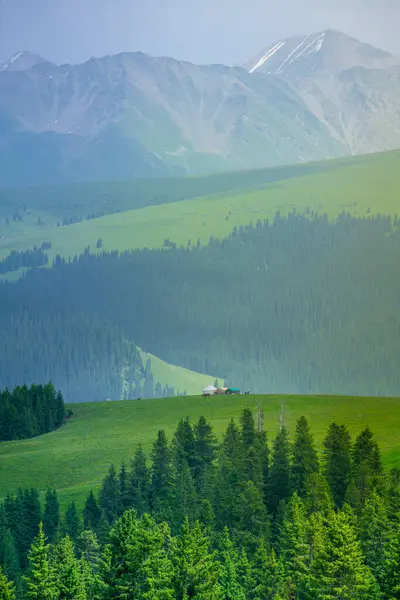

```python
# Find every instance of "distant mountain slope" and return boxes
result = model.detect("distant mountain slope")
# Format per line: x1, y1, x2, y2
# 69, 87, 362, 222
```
242, 29, 400, 156
0, 51, 47, 72
241, 29, 398, 75
0, 30, 399, 186
0, 46, 346, 186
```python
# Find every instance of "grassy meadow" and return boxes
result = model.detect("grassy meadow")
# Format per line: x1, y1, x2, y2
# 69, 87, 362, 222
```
1, 150, 400, 275
1, 394, 400, 511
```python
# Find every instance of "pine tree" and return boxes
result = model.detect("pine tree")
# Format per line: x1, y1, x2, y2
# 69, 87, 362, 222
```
172, 417, 196, 471
77, 530, 102, 599
358, 490, 392, 588
62, 502, 82, 543
250, 542, 286, 600
218, 528, 246, 600
310, 506, 380, 600
347, 428, 383, 508
23, 523, 58, 600
172, 517, 222, 600
53, 535, 86, 600
150, 430, 174, 522
235, 481, 269, 553
118, 461, 129, 513
0, 564, 15, 600
128, 445, 150, 515
267, 426, 291, 514
193, 416, 217, 495
43, 490, 60, 543
278, 493, 310, 596
99, 464, 120, 524
383, 529, 400, 599
240, 408, 256, 449
303, 472, 334, 515
291, 416, 319, 497
323, 423, 352, 508
82, 491, 101, 531
353, 428, 382, 475
0, 529, 20, 593
101, 510, 174, 599
172, 460, 198, 532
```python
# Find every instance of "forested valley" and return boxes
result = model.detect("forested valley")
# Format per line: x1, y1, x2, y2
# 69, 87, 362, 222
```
1, 211, 400, 399
1, 409, 400, 599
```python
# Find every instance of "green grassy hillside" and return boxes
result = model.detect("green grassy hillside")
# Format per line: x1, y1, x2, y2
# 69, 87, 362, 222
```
141, 351, 221, 395
1, 150, 399, 272
1, 394, 400, 510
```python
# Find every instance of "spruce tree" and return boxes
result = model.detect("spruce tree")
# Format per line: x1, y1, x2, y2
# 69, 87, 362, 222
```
172, 417, 196, 471
383, 529, 400, 599
193, 416, 217, 495
291, 416, 319, 497
323, 423, 352, 508
240, 408, 256, 449
310, 506, 380, 600
353, 427, 382, 475
172, 517, 222, 600
250, 542, 286, 600
82, 491, 101, 531
62, 502, 82, 543
101, 510, 174, 599
128, 445, 150, 515
303, 472, 334, 515
0, 529, 20, 585
150, 430, 174, 522
0, 564, 15, 600
43, 490, 60, 543
278, 493, 310, 596
118, 461, 129, 513
53, 535, 86, 600
267, 426, 291, 514
99, 464, 120, 524
359, 490, 392, 588
218, 528, 246, 600
19, 488, 42, 568
23, 523, 58, 600
171, 459, 198, 532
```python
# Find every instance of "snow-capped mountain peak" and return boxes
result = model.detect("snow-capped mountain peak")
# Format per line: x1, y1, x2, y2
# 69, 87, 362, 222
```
241, 29, 398, 76
0, 51, 47, 72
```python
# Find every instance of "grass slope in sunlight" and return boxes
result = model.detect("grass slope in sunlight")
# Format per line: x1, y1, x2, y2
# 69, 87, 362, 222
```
1, 150, 399, 274
0, 393, 399, 510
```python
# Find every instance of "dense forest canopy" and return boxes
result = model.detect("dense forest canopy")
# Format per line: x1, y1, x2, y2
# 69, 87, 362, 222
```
0, 383, 65, 441
1, 212, 400, 398
1, 410, 400, 598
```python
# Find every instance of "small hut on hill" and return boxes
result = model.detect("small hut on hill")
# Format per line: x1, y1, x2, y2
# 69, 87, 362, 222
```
202, 385, 217, 396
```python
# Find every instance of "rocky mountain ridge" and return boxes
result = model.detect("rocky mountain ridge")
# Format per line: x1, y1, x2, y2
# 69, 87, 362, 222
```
0, 30, 399, 187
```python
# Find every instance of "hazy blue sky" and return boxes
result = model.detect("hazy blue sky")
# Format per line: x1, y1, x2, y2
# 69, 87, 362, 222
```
0, 0, 398, 65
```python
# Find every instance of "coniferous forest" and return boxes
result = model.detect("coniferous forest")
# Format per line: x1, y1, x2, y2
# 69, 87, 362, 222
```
1, 409, 400, 599
1, 212, 400, 399
0, 383, 65, 441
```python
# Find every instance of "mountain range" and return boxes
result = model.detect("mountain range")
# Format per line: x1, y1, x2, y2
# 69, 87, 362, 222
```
0, 29, 399, 187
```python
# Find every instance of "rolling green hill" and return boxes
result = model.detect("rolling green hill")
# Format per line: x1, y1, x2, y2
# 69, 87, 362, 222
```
1, 394, 400, 510
141, 351, 221, 396
1, 150, 399, 274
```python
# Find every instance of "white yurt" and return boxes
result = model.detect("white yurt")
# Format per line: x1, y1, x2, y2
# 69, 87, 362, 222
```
202, 385, 217, 395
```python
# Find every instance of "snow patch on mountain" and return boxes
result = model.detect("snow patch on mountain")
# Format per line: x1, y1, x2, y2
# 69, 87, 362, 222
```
249, 41, 286, 73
